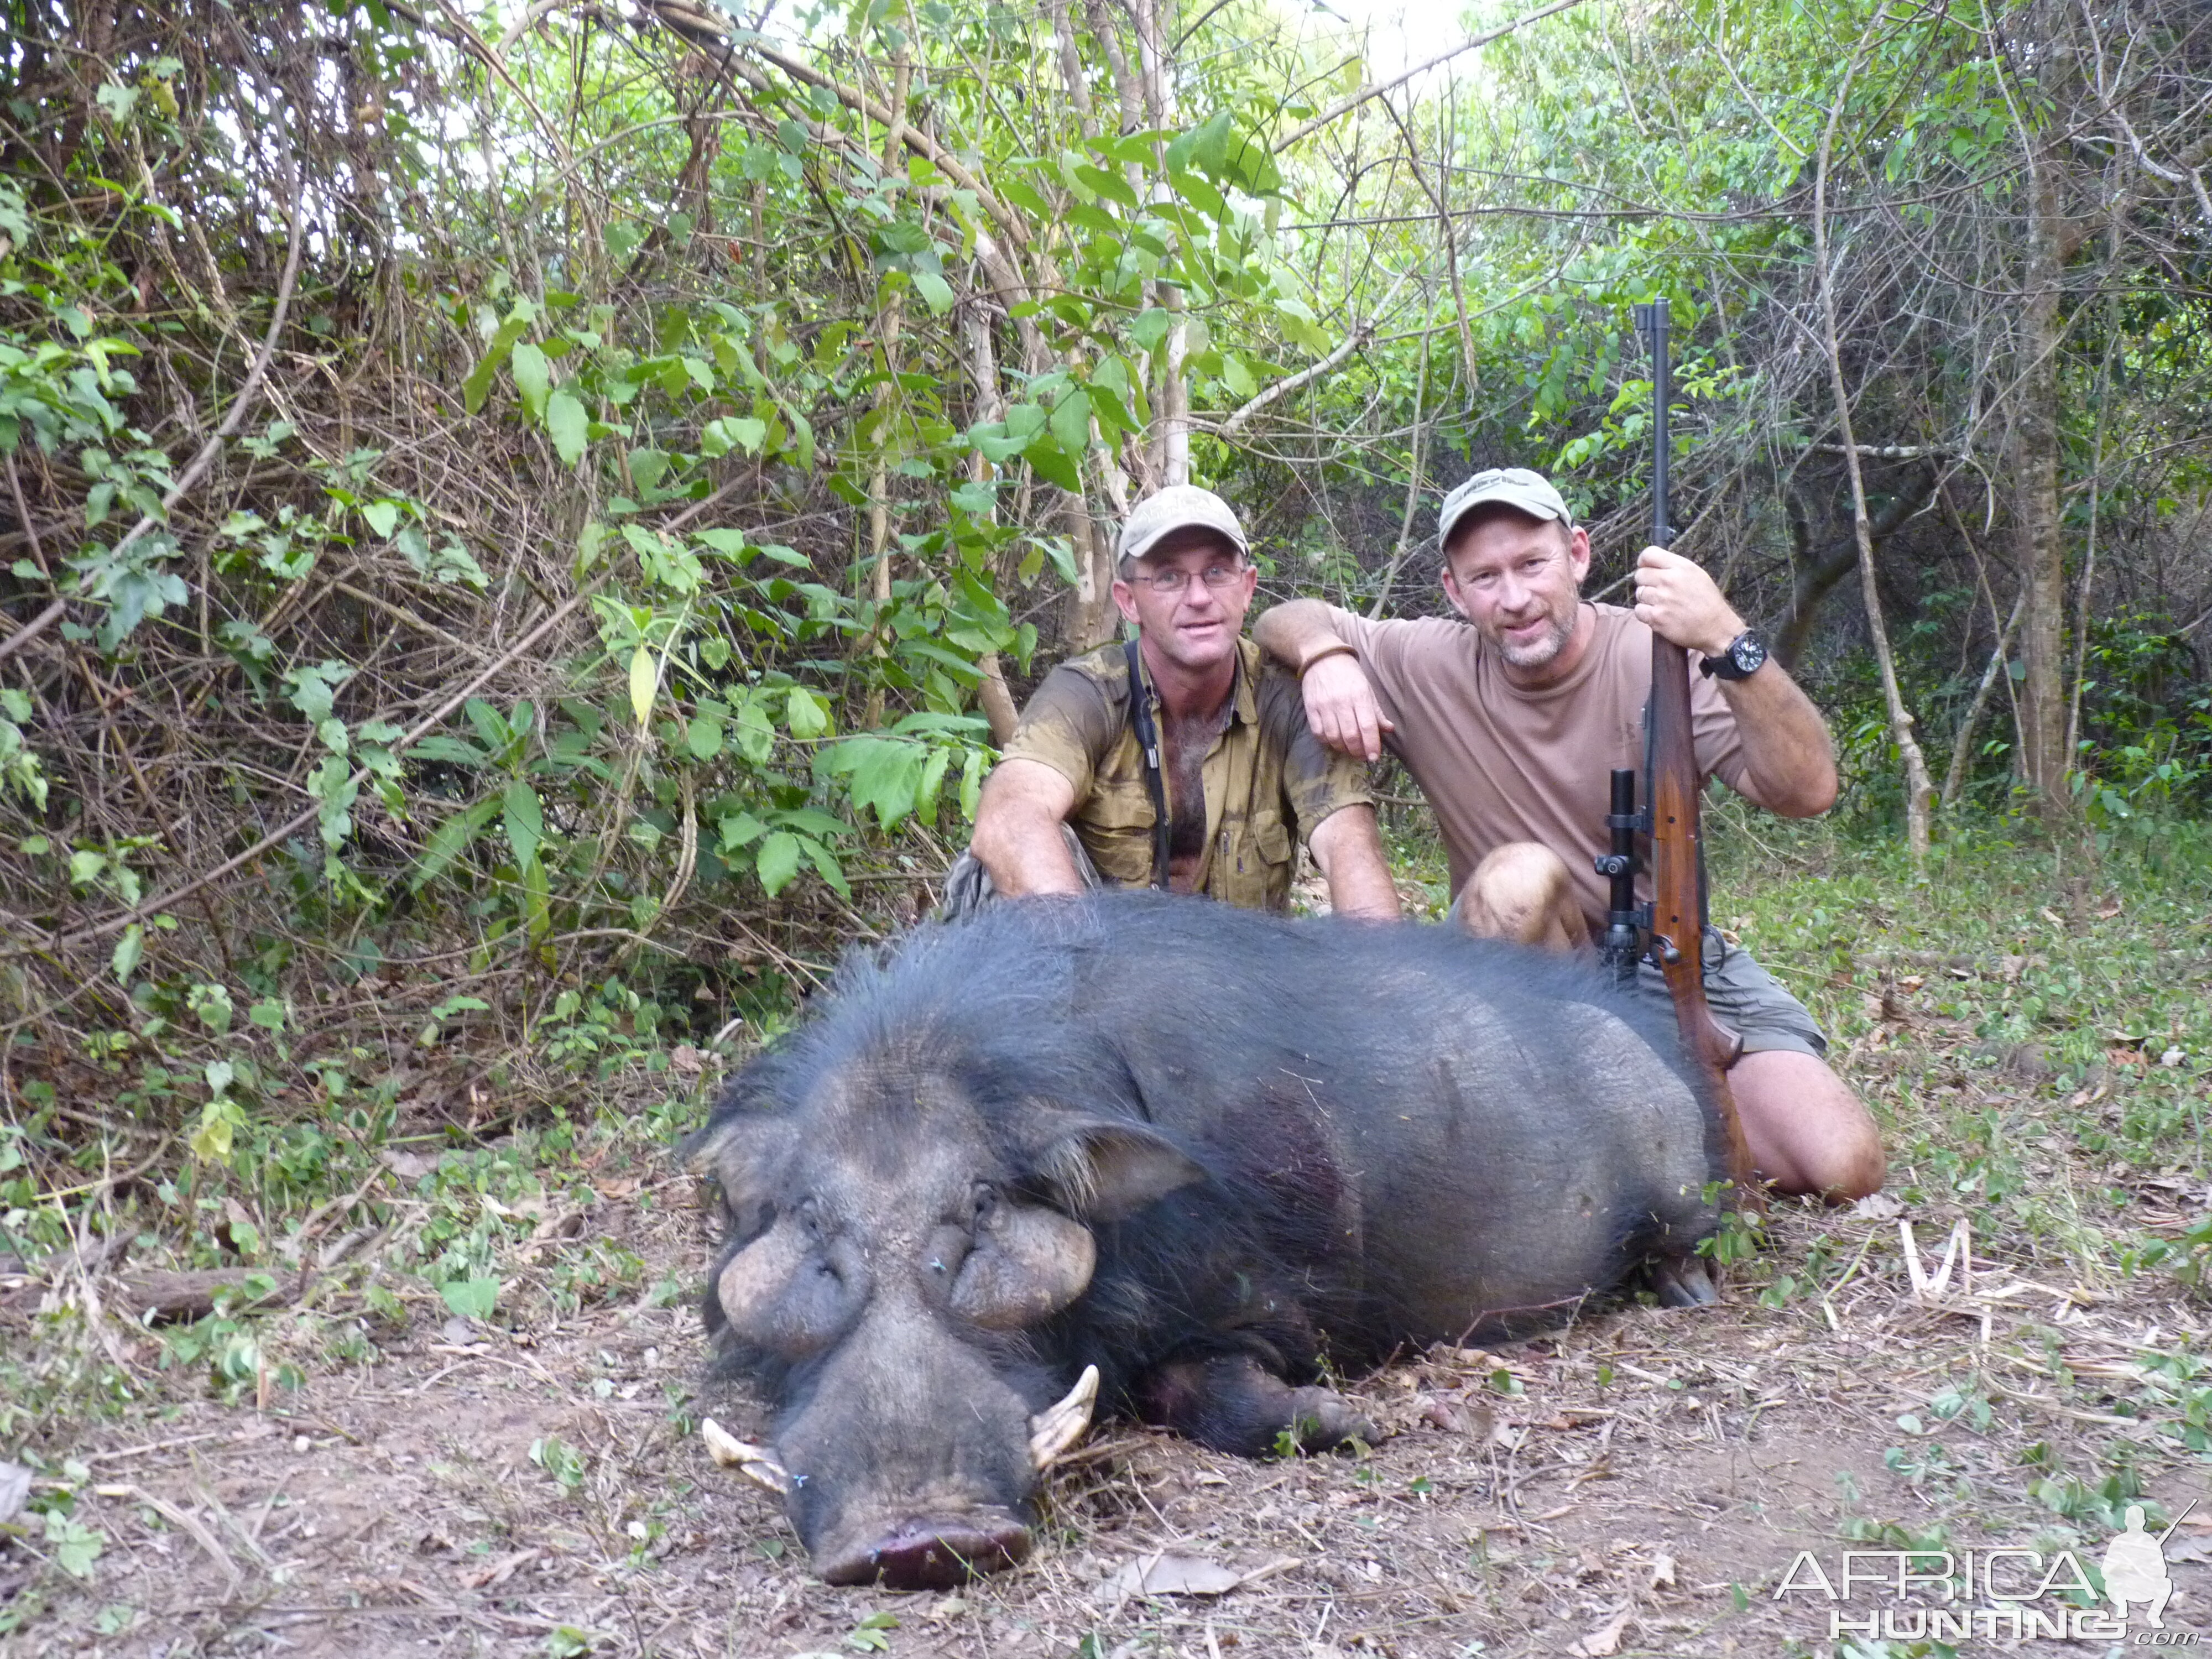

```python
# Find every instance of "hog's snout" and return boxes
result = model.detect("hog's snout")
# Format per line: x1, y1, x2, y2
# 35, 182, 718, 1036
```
815, 1509, 1032, 1589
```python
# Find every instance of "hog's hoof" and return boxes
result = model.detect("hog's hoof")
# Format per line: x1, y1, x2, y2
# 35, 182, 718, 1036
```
1285, 1385, 1379, 1452
1646, 1255, 1721, 1308
816, 1513, 1032, 1590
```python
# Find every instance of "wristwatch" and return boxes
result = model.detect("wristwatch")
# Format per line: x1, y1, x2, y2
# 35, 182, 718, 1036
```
1700, 628, 1768, 681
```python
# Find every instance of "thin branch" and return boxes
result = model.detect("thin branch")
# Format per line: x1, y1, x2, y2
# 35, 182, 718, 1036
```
1812, 0, 1933, 867
1381, 95, 1478, 401
1212, 327, 1371, 438
1943, 588, 2027, 808
1369, 325, 1431, 620
1271, 0, 1595, 153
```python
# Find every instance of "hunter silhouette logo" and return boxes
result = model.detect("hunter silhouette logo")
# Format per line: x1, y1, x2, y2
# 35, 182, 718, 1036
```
2101, 1502, 2187, 1628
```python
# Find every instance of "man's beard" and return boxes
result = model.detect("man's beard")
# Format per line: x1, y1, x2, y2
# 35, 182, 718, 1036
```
1491, 607, 1575, 670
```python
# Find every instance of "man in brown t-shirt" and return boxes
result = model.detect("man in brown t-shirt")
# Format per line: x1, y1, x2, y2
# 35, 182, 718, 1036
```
1253, 467, 1884, 1200
962, 486, 1399, 917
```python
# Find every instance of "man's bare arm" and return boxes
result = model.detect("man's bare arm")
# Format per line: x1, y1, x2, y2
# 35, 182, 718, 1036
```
1632, 548, 1838, 818
1253, 599, 1395, 762
1712, 669, 1837, 817
1307, 805, 1401, 920
968, 759, 1086, 895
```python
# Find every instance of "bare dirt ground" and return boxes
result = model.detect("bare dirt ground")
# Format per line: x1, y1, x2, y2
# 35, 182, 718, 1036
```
11, 1183, 2212, 1659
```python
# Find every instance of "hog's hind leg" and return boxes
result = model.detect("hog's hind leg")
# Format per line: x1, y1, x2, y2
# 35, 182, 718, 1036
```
1136, 1354, 1378, 1457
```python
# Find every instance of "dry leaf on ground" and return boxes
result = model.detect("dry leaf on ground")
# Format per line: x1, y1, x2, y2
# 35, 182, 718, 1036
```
1569, 1610, 1631, 1656
456, 1547, 537, 1589
0, 1462, 28, 1525
1098, 1551, 1245, 1600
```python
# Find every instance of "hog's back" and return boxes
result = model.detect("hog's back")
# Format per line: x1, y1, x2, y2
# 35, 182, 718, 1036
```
1335, 975, 1716, 1342
1065, 900, 1719, 1347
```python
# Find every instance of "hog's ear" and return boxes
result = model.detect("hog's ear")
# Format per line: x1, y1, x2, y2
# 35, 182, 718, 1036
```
1022, 1110, 1206, 1222
682, 1109, 789, 1233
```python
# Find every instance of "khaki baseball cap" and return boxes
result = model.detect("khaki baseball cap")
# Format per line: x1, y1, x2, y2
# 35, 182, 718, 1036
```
1116, 484, 1250, 566
1437, 467, 1575, 552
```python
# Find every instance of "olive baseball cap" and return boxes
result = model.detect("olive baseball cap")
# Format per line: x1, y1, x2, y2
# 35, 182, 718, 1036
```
1116, 484, 1250, 567
1436, 467, 1575, 552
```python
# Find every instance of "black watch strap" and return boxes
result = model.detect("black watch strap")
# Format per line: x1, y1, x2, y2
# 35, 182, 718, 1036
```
1700, 629, 1767, 681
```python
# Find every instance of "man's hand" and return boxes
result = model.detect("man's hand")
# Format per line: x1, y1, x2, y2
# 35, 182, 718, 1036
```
1632, 547, 1746, 658
1301, 653, 1395, 763
1254, 599, 1394, 761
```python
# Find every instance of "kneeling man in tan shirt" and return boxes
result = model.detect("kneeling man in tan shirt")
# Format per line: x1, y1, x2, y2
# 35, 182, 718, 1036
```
1255, 467, 1884, 1201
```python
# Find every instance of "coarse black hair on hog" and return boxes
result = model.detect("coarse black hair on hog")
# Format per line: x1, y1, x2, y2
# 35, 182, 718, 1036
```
686, 892, 1725, 1588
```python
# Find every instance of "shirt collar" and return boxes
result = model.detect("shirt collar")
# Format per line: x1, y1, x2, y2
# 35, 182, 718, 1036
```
1131, 635, 1261, 729
1230, 636, 1261, 727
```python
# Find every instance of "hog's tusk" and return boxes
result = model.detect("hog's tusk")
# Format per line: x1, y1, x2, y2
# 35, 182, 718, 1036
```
1028, 1364, 1100, 1470
701, 1416, 795, 1496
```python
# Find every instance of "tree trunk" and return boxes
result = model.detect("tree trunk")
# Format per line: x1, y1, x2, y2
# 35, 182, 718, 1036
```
1131, 0, 1190, 486
1057, 0, 1149, 644
2012, 148, 2070, 826
858, 39, 914, 731
1045, 1, 1099, 142
1812, 3, 1933, 867
960, 299, 1020, 746
1062, 501, 1120, 652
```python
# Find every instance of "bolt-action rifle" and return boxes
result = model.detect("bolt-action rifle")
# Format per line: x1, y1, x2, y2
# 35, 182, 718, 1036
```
1599, 299, 1764, 1209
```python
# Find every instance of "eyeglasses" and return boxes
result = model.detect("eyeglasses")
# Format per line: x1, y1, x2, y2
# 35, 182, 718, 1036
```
1123, 565, 1247, 594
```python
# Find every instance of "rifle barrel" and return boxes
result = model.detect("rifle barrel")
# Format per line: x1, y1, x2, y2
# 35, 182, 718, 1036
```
1635, 300, 1672, 549
1632, 294, 1763, 1209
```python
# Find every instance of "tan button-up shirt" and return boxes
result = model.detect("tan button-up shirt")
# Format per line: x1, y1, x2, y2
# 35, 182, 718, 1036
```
999, 637, 1374, 911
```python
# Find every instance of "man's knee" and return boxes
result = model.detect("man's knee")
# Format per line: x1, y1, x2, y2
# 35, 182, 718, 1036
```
1729, 1049, 1885, 1201
1454, 842, 1587, 950
1808, 1118, 1886, 1203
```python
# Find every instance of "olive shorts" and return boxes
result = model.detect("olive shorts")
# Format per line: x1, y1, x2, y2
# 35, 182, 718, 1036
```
1442, 883, 1829, 1060
1632, 931, 1829, 1060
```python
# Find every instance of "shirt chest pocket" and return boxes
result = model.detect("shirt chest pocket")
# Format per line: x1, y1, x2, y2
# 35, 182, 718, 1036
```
1214, 807, 1295, 909
1074, 776, 1160, 886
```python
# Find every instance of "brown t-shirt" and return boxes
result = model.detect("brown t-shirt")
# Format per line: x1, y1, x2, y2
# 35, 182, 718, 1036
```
999, 636, 1373, 912
1327, 603, 1750, 932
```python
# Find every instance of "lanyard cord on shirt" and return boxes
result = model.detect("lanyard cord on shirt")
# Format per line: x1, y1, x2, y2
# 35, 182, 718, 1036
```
1123, 637, 1174, 890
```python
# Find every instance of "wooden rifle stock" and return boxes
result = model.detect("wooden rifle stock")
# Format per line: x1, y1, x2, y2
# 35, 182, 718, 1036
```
1633, 300, 1764, 1212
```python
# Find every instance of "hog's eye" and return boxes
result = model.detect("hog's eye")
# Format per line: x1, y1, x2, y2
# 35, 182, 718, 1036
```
969, 1183, 1000, 1228
795, 1196, 824, 1239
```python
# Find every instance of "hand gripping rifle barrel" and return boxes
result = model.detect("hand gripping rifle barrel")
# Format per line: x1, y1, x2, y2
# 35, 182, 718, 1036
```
1629, 298, 1764, 1211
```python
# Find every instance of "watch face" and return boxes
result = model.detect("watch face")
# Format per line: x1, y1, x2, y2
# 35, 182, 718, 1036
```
1732, 632, 1768, 675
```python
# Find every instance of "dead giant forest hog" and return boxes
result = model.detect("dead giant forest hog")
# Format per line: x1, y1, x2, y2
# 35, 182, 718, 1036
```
688, 893, 1724, 1588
